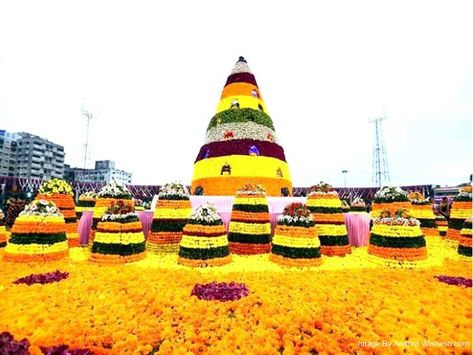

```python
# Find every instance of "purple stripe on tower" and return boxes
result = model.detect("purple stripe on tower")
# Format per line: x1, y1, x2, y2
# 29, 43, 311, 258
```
225, 72, 258, 87
195, 139, 287, 163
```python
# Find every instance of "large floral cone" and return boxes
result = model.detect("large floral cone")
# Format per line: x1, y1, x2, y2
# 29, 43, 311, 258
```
445, 186, 472, 246
269, 202, 322, 267
191, 56, 292, 196
36, 178, 79, 247
458, 218, 472, 259
306, 182, 351, 257
371, 186, 411, 218
91, 200, 146, 263
228, 184, 271, 254
408, 191, 438, 237
4, 200, 69, 262
178, 203, 231, 267
146, 182, 192, 254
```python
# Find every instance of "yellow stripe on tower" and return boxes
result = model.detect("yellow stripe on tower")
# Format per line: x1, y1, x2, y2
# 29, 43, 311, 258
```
217, 96, 268, 114
193, 156, 291, 180
221, 83, 262, 100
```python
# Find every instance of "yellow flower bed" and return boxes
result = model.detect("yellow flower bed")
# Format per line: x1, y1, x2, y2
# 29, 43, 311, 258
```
94, 232, 145, 245
272, 235, 321, 248
371, 225, 424, 237
4, 241, 68, 255
315, 224, 348, 236
153, 208, 192, 219
306, 196, 342, 208
179, 235, 229, 249
0, 240, 470, 354
228, 221, 271, 235
233, 197, 268, 206
451, 209, 473, 219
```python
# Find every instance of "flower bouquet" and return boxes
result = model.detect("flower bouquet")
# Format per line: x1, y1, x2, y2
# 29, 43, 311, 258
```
269, 202, 322, 267
178, 203, 231, 267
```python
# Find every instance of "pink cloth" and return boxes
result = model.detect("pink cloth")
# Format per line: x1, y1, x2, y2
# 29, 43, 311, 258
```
78, 210, 93, 245
343, 212, 371, 246
137, 211, 153, 238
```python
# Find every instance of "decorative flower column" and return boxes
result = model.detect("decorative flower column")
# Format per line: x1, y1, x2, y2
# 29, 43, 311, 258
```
368, 209, 427, 268
4, 200, 69, 262
91, 200, 146, 263
36, 178, 79, 247
446, 186, 472, 246
90, 181, 133, 243
75, 191, 96, 219
349, 197, 367, 213
306, 182, 351, 257
458, 218, 472, 259
228, 184, 271, 254
371, 186, 410, 218
191, 56, 292, 196
269, 202, 322, 267
408, 191, 438, 237
146, 182, 192, 254
178, 203, 231, 267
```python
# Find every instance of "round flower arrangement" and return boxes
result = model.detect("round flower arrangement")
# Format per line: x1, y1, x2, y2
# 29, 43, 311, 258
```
228, 184, 272, 254
91, 200, 146, 263
4, 200, 69, 262
458, 218, 472, 259
36, 178, 79, 247
446, 186, 472, 245
147, 182, 192, 254
368, 208, 427, 267
306, 182, 351, 257
269, 202, 322, 267
76, 191, 97, 218
178, 202, 231, 267
408, 191, 438, 237
371, 186, 410, 218
0, 209, 7, 247
91, 181, 133, 244
350, 197, 367, 212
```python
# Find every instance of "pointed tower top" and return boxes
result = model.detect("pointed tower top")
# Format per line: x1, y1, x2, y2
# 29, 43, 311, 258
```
231, 56, 252, 75
238, 56, 247, 63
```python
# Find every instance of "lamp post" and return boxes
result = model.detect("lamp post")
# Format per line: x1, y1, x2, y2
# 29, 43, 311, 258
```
342, 170, 348, 188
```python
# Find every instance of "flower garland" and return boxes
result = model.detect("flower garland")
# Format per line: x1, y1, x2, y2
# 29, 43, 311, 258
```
0, 332, 29, 354
38, 178, 73, 195
434, 275, 472, 287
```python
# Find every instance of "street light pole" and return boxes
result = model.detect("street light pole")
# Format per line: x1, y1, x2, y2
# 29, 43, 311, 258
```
342, 170, 348, 188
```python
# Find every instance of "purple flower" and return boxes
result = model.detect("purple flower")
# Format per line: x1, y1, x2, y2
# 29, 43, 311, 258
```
40, 344, 94, 355
191, 282, 249, 301
0, 332, 30, 354
435, 275, 472, 287
13, 270, 69, 286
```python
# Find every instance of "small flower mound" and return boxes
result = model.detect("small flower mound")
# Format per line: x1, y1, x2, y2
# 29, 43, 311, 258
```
371, 186, 410, 218
408, 191, 438, 237
0, 332, 30, 354
13, 270, 69, 286
76, 191, 96, 218
158, 182, 190, 200
350, 197, 366, 212
40, 344, 94, 355
97, 180, 132, 199
191, 282, 249, 301
39, 178, 73, 195
21, 199, 62, 217
434, 275, 472, 288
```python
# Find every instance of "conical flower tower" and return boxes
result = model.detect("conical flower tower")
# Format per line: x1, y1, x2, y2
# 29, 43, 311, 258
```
228, 184, 272, 254
270, 202, 322, 267
458, 218, 472, 259
4, 200, 69, 262
178, 203, 231, 267
75, 191, 97, 219
90, 181, 133, 243
146, 182, 192, 254
371, 186, 410, 218
0, 209, 7, 248
445, 186, 472, 246
191, 56, 292, 196
91, 200, 146, 263
408, 191, 438, 237
36, 178, 79, 247
306, 182, 351, 256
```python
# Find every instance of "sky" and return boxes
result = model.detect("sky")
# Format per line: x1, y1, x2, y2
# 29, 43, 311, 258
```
0, 0, 472, 188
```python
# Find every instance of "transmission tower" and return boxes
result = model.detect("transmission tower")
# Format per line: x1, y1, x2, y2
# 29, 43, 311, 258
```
370, 115, 390, 187
81, 103, 93, 169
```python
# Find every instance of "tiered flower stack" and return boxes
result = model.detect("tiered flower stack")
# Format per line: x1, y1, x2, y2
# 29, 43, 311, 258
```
269, 202, 322, 267
36, 178, 79, 247
228, 184, 272, 254
349, 197, 367, 213
369, 208, 427, 268
445, 186, 472, 246
408, 191, 438, 237
371, 186, 410, 218
91, 181, 133, 243
191, 56, 292, 196
178, 203, 231, 267
306, 182, 351, 256
458, 218, 472, 259
146, 182, 192, 254
341, 200, 350, 213
91, 200, 146, 263
4, 200, 69, 262
75, 191, 96, 219
435, 214, 449, 236
0, 209, 7, 248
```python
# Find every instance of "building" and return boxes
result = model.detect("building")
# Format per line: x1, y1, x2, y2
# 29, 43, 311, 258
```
65, 160, 132, 185
0, 130, 65, 180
